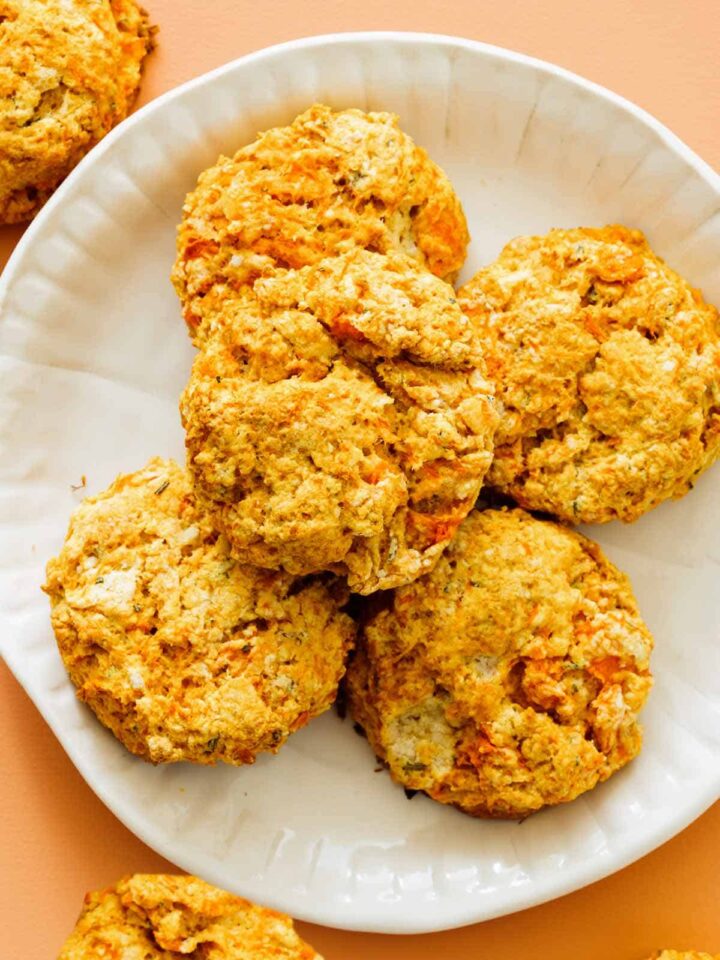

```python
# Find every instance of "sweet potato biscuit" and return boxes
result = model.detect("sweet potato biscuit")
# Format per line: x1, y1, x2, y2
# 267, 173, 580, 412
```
0, 0, 154, 223
346, 508, 653, 818
181, 249, 498, 594
58, 874, 322, 959
458, 226, 720, 523
44, 458, 354, 765
172, 103, 470, 342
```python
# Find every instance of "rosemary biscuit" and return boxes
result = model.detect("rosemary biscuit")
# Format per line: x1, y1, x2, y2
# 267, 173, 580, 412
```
58, 874, 322, 959
44, 458, 354, 765
173, 103, 469, 342
347, 507, 653, 818
0, 0, 155, 223
458, 226, 720, 523
181, 249, 498, 594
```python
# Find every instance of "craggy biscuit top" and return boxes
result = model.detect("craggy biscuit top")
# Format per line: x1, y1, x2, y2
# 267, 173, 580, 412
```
173, 103, 469, 338
44, 458, 354, 765
0, 0, 154, 223
181, 249, 498, 594
347, 508, 653, 818
458, 226, 720, 523
58, 874, 322, 959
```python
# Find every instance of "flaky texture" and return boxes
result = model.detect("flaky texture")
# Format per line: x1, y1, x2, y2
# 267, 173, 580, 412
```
181, 250, 498, 594
58, 875, 322, 959
44, 458, 354, 765
347, 508, 653, 818
458, 226, 720, 524
0, 0, 154, 223
173, 103, 469, 341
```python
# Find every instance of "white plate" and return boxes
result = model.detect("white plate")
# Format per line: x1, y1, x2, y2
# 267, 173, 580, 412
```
1, 32, 719, 935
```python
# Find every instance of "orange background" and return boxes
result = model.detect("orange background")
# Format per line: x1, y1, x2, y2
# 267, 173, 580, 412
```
1, 1, 719, 957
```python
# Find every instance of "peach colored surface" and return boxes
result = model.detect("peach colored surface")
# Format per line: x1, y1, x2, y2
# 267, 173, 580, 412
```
1, 2, 719, 957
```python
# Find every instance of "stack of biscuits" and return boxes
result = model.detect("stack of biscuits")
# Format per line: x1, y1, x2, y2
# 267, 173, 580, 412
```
45, 103, 720, 821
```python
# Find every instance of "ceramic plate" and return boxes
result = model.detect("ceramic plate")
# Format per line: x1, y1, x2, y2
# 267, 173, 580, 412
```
1, 32, 719, 934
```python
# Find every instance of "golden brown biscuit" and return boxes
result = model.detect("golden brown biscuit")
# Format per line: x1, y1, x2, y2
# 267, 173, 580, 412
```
0, 0, 154, 224
172, 103, 469, 341
44, 458, 354, 765
346, 508, 653, 818
458, 226, 720, 524
58, 874, 322, 959
181, 249, 498, 594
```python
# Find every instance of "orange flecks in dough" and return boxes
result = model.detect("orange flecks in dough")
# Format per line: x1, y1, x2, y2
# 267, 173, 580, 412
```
172, 103, 469, 342
458, 225, 720, 524
44, 458, 354, 765
181, 249, 498, 594
58, 874, 323, 959
347, 508, 653, 819
0, 0, 154, 223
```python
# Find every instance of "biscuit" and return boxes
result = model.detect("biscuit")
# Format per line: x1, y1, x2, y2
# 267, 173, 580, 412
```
44, 458, 354, 764
458, 226, 720, 523
172, 103, 469, 342
647, 954, 719, 960
181, 249, 498, 594
0, 0, 154, 223
58, 874, 321, 959
346, 507, 653, 818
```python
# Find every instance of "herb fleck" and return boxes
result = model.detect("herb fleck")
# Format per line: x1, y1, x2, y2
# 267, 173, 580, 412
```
154, 480, 170, 495
583, 284, 598, 305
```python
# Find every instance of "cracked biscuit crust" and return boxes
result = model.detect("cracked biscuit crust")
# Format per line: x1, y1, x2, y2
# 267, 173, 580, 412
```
172, 103, 469, 341
181, 249, 498, 594
44, 459, 354, 765
458, 226, 720, 523
0, 0, 154, 223
58, 874, 322, 959
346, 508, 653, 818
